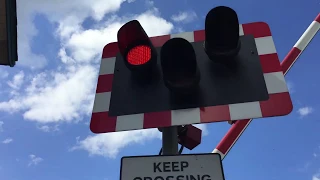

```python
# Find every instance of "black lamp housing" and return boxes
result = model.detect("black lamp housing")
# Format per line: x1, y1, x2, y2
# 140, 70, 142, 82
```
204, 6, 241, 63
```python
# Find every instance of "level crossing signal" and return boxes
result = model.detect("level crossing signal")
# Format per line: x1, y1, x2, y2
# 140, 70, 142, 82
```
90, 6, 292, 134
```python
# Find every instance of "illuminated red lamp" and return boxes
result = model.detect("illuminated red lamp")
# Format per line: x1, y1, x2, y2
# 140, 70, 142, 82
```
117, 20, 157, 72
127, 45, 151, 65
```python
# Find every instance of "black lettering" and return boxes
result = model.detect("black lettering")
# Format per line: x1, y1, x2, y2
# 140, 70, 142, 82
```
166, 176, 174, 180
154, 162, 162, 172
197, 175, 201, 180
163, 162, 171, 172
190, 175, 197, 180
177, 175, 184, 180
181, 161, 188, 171
202, 175, 211, 180
144, 177, 152, 180
134, 177, 142, 180
155, 176, 164, 180
172, 162, 179, 172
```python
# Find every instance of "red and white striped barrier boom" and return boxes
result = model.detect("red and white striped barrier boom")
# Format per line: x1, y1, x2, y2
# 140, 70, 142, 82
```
213, 13, 320, 160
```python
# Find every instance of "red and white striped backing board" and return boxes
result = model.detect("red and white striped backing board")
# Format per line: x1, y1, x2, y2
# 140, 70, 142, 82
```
90, 22, 293, 134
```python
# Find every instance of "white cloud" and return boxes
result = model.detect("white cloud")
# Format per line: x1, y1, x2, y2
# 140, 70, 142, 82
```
313, 174, 320, 180
38, 125, 50, 132
0, 70, 9, 79
2, 138, 13, 144
171, 11, 197, 23
71, 128, 161, 158
72, 124, 208, 158
28, 154, 43, 166
193, 124, 209, 136
16, 0, 130, 69
16, 1, 47, 69
37, 124, 60, 132
0, 121, 3, 132
297, 106, 314, 117
7, 71, 24, 90
287, 81, 294, 94
145, 0, 154, 7
0, 3, 173, 124
0, 65, 97, 123
298, 161, 311, 172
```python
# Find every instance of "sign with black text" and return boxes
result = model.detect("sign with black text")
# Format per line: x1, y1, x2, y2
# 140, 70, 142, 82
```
121, 153, 225, 180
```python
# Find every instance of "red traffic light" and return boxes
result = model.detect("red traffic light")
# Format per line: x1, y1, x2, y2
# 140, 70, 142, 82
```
117, 20, 156, 71
205, 6, 240, 61
127, 45, 151, 65
160, 38, 200, 94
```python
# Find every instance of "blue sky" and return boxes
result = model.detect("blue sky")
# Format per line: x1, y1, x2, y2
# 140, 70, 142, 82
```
0, 0, 319, 180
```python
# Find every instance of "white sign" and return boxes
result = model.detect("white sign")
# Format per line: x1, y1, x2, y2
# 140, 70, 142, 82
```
121, 153, 225, 180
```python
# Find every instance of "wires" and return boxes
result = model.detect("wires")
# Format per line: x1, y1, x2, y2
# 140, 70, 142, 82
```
178, 145, 184, 154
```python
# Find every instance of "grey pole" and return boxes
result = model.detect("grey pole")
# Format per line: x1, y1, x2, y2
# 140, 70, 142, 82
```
162, 126, 178, 155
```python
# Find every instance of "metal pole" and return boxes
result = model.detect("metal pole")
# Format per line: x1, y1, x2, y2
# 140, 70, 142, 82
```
162, 126, 178, 155
212, 13, 320, 160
